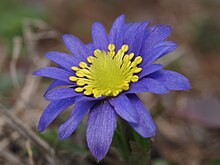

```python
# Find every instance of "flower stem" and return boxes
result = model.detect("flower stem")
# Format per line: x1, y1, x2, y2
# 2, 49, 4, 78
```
114, 120, 131, 161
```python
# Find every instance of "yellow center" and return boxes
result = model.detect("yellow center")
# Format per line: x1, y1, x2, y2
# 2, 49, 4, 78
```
69, 44, 142, 98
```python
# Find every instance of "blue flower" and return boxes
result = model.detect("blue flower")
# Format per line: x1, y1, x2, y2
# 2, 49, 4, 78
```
33, 15, 191, 160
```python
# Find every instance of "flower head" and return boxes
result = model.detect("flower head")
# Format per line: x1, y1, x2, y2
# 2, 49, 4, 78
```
70, 44, 143, 97
33, 15, 191, 160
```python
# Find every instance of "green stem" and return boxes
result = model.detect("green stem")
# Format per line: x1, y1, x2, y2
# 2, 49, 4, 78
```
115, 121, 130, 161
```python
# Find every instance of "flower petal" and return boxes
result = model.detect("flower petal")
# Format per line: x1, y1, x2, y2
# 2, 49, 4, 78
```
133, 21, 150, 54
123, 23, 140, 53
145, 25, 172, 44
44, 88, 82, 101
59, 101, 95, 140
86, 101, 117, 161
46, 51, 79, 71
63, 34, 91, 60
109, 94, 139, 123
149, 70, 191, 90
155, 41, 177, 58
124, 22, 150, 54
44, 80, 74, 96
109, 15, 125, 50
33, 67, 73, 83
86, 43, 95, 54
139, 64, 164, 79
38, 98, 75, 132
140, 41, 177, 66
126, 78, 169, 94
92, 22, 109, 51
127, 94, 156, 138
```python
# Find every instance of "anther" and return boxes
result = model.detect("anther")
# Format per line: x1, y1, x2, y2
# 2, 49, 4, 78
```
84, 91, 92, 95
69, 76, 77, 81
87, 56, 95, 63
108, 44, 115, 51
76, 79, 86, 86
131, 75, 139, 82
76, 71, 85, 78
71, 66, 79, 71
94, 50, 102, 57
79, 62, 88, 69
75, 87, 84, 92
121, 45, 128, 52
132, 67, 142, 73
128, 53, 134, 60
134, 56, 142, 64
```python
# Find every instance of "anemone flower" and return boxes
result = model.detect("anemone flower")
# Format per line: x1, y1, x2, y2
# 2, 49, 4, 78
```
33, 15, 191, 160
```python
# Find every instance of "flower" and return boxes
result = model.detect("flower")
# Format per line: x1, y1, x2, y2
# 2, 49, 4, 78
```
33, 15, 191, 160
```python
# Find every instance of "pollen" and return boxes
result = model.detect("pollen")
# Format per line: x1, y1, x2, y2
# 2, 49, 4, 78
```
69, 44, 142, 98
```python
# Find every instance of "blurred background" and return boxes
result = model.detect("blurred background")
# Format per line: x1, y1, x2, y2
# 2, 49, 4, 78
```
0, 0, 220, 164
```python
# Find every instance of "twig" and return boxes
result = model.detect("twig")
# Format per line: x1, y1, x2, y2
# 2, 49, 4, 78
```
0, 149, 24, 165
0, 104, 50, 151
13, 18, 54, 115
23, 18, 59, 66
25, 140, 35, 165
0, 132, 20, 152
13, 60, 49, 115
0, 104, 56, 164
0, 18, 60, 165
10, 36, 22, 88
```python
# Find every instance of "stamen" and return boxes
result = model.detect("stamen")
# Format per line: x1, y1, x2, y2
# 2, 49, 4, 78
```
79, 62, 88, 69
69, 44, 143, 98
75, 87, 84, 92
69, 76, 77, 81
71, 66, 79, 71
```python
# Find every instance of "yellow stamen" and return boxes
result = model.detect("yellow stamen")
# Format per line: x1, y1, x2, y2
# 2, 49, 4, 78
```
79, 62, 88, 69
69, 76, 77, 81
69, 44, 143, 98
71, 66, 79, 71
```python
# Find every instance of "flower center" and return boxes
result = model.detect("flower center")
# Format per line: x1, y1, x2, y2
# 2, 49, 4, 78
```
69, 44, 142, 98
